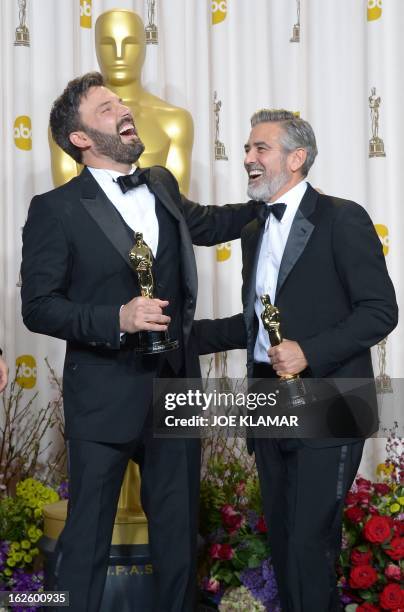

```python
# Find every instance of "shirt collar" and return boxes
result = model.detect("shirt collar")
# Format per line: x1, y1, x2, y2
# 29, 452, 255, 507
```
268, 179, 307, 223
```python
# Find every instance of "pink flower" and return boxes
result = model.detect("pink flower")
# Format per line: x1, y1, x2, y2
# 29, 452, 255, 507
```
204, 578, 221, 593
356, 477, 372, 492
384, 564, 401, 581
374, 483, 390, 495
220, 504, 244, 533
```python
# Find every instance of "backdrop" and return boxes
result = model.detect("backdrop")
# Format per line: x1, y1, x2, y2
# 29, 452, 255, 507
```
0, 0, 402, 476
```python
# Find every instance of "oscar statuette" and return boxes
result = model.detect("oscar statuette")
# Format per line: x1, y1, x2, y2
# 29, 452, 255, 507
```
260, 294, 307, 408
129, 232, 179, 354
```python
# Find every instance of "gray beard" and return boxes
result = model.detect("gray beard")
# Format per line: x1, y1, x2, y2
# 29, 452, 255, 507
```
84, 125, 145, 165
247, 169, 290, 202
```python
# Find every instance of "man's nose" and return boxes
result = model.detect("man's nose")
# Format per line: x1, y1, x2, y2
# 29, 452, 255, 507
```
244, 149, 256, 165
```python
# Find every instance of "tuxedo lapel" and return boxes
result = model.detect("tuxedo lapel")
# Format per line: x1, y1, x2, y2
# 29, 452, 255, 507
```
147, 172, 182, 223
79, 168, 134, 271
242, 219, 265, 319
275, 184, 317, 299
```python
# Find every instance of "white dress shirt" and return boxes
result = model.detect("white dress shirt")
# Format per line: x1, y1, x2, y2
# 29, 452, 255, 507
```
88, 167, 159, 257
254, 180, 308, 363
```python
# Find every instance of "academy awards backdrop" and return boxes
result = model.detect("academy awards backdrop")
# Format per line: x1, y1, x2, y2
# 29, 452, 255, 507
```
0, 0, 402, 476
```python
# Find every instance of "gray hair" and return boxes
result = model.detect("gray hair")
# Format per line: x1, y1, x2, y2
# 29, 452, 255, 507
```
250, 109, 318, 177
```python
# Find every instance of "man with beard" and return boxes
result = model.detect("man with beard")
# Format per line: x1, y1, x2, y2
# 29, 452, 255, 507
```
196, 109, 397, 611
20, 72, 258, 612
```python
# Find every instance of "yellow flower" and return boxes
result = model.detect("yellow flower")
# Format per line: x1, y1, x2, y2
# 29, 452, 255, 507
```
6, 558, 16, 567
390, 503, 400, 513
397, 496, 404, 506
11, 542, 20, 551
377, 463, 394, 476
4, 568, 12, 576
23, 554, 32, 564
21, 540, 31, 550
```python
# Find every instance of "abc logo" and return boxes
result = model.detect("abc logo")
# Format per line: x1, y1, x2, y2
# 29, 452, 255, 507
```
80, 0, 92, 28
14, 116, 32, 151
367, 0, 382, 21
374, 224, 389, 256
216, 242, 231, 262
15, 355, 37, 389
212, 0, 227, 25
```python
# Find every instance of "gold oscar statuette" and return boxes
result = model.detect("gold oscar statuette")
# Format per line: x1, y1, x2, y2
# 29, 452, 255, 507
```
260, 294, 307, 408
213, 91, 228, 161
129, 232, 179, 354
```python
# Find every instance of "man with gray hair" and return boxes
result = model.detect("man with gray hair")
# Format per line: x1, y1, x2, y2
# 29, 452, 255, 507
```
197, 109, 397, 610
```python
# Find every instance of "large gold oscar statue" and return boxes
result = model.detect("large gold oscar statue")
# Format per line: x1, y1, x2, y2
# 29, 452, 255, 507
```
49, 8, 193, 194
45, 9, 194, 546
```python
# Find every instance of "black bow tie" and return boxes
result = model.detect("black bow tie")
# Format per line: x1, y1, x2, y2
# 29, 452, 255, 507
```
116, 169, 149, 193
257, 202, 287, 224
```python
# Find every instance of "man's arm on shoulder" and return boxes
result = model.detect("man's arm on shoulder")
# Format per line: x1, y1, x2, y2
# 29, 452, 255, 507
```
193, 313, 246, 355
154, 166, 259, 245
299, 202, 398, 377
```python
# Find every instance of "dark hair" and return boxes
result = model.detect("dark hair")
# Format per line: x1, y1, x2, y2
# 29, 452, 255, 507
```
250, 108, 318, 177
49, 71, 105, 163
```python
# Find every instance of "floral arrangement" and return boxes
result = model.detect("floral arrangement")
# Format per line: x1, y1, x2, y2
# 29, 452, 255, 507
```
0, 478, 59, 608
199, 435, 281, 611
339, 430, 404, 611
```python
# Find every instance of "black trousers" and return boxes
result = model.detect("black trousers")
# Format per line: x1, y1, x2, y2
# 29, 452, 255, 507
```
254, 438, 363, 612
51, 401, 200, 611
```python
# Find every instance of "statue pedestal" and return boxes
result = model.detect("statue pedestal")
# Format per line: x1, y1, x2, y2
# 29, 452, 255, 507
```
41, 500, 153, 611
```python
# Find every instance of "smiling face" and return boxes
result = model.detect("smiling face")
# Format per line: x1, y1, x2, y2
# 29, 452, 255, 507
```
244, 122, 303, 202
69, 85, 145, 171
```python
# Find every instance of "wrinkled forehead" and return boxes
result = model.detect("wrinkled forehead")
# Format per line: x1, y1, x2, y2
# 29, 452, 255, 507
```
95, 11, 144, 44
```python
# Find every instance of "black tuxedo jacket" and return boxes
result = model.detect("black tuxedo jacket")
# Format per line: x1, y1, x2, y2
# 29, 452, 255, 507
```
195, 184, 398, 445
21, 166, 256, 443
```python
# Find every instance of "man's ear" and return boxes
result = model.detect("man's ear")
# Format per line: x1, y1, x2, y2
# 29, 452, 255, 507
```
289, 148, 307, 173
69, 131, 91, 150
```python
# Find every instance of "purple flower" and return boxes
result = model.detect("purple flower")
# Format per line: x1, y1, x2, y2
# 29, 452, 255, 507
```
246, 510, 259, 532
0, 540, 10, 571
240, 557, 280, 610
57, 480, 69, 500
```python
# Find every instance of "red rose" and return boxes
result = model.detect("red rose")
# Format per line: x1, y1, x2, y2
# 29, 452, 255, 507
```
385, 564, 401, 581
379, 583, 404, 610
364, 516, 392, 544
218, 543, 234, 560
209, 543, 222, 559
346, 491, 360, 505
386, 537, 404, 561
256, 515, 268, 533
374, 483, 390, 495
356, 604, 380, 612
357, 604, 381, 612
356, 477, 372, 492
357, 490, 372, 505
349, 565, 378, 589
393, 521, 404, 537
351, 548, 373, 566
220, 504, 244, 533
346, 506, 366, 523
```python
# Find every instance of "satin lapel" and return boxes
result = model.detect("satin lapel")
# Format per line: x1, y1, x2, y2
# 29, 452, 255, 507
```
242, 219, 264, 319
275, 184, 318, 298
147, 174, 182, 223
79, 168, 134, 271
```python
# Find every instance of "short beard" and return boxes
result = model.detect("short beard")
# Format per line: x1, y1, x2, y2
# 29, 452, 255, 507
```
247, 159, 291, 202
83, 125, 145, 165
